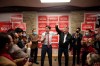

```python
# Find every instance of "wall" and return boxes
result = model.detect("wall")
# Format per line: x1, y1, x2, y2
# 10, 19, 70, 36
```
23, 11, 84, 34
0, 11, 98, 34
22, 11, 85, 56
0, 11, 98, 56
23, 12, 37, 34
70, 11, 84, 33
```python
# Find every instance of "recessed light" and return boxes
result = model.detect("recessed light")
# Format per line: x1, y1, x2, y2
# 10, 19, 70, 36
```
40, 0, 71, 3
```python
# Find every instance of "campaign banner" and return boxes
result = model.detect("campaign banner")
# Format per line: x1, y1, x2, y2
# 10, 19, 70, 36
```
59, 22, 69, 28
38, 29, 45, 35
38, 43, 42, 48
38, 43, 58, 48
48, 16, 58, 21
49, 23, 57, 28
59, 16, 69, 21
38, 15, 69, 48
0, 22, 12, 32
52, 43, 58, 49
38, 23, 47, 28
51, 28, 57, 32
52, 35, 58, 42
81, 23, 95, 31
12, 23, 26, 31
38, 16, 47, 21
11, 14, 23, 23
84, 13, 97, 23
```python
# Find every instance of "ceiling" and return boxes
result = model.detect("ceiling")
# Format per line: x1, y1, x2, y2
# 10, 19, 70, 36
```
0, 0, 100, 12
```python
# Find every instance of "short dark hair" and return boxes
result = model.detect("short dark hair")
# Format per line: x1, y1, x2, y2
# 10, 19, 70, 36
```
46, 25, 51, 29
0, 32, 10, 50
15, 28, 23, 33
77, 27, 81, 31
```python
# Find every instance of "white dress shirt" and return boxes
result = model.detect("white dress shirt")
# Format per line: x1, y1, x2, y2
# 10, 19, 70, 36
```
63, 34, 67, 43
41, 31, 57, 45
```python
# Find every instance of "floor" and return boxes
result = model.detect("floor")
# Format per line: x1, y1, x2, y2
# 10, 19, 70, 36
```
32, 49, 82, 66
32, 56, 82, 66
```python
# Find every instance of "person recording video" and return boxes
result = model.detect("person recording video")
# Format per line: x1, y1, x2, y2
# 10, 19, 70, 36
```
72, 27, 83, 66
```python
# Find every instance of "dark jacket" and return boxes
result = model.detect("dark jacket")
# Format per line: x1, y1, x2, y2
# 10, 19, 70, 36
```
17, 38, 24, 49
55, 25, 72, 48
94, 41, 100, 54
72, 33, 83, 48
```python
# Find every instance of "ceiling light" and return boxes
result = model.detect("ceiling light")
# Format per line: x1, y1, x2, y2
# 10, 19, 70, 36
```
40, 0, 71, 3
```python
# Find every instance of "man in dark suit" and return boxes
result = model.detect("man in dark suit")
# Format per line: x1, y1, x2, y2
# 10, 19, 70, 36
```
72, 28, 83, 66
15, 28, 24, 49
55, 24, 72, 66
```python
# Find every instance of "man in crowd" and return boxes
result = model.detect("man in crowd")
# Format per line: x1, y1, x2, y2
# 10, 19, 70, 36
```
81, 29, 95, 66
0, 32, 32, 66
29, 28, 39, 64
72, 27, 83, 66
15, 28, 24, 49
94, 28, 100, 54
55, 24, 72, 66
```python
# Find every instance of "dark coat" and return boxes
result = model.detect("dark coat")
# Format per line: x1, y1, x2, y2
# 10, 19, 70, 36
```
55, 25, 72, 48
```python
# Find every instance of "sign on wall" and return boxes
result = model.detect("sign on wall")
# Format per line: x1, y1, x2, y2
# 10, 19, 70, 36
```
81, 13, 97, 31
0, 13, 26, 32
12, 23, 26, 31
11, 14, 23, 23
38, 15, 69, 48
81, 22, 95, 31
84, 13, 97, 23
0, 22, 12, 32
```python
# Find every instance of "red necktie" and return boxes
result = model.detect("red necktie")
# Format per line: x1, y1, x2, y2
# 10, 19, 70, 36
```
47, 33, 50, 48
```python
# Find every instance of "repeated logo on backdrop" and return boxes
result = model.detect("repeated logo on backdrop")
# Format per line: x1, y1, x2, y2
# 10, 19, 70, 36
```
0, 22, 12, 32
81, 13, 97, 31
0, 13, 26, 32
38, 15, 69, 48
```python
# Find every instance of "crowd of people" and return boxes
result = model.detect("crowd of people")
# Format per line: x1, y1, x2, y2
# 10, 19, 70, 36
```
0, 24, 100, 66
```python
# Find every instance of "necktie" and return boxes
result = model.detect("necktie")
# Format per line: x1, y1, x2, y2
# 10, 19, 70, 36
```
47, 33, 50, 48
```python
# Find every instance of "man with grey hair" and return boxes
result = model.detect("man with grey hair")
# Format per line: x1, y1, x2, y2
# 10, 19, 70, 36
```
55, 24, 72, 66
